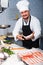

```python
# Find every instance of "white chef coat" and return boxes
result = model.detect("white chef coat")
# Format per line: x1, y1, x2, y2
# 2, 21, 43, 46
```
13, 15, 41, 42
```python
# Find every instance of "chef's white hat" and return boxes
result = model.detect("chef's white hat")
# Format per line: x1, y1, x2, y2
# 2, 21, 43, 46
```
16, 0, 30, 12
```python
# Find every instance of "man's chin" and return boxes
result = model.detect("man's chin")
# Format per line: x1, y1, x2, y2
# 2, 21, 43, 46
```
23, 17, 28, 20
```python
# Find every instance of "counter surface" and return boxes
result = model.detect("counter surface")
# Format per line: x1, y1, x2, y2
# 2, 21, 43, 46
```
1, 44, 43, 65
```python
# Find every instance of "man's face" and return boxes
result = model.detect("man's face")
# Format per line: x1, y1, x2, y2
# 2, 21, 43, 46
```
20, 10, 30, 19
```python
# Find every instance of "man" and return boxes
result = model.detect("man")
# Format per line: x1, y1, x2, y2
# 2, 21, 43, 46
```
13, 0, 41, 49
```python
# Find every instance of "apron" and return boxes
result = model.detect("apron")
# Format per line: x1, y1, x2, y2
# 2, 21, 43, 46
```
22, 16, 39, 49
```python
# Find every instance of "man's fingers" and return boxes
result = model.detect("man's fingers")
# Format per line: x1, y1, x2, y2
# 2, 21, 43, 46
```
16, 34, 25, 40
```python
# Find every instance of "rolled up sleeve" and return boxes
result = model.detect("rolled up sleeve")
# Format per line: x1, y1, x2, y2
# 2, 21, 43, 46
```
12, 19, 22, 41
31, 19, 41, 41
13, 29, 18, 41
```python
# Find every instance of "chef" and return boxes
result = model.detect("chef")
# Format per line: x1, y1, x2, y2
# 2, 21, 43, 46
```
13, 0, 41, 49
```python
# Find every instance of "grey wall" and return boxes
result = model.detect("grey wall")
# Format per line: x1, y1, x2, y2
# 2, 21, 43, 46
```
0, 0, 43, 34
30, 0, 43, 34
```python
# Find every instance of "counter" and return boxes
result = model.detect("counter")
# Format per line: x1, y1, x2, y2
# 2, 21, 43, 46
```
0, 43, 43, 65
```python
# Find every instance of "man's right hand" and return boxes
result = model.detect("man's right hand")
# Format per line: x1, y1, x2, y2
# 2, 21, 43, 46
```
16, 34, 24, 40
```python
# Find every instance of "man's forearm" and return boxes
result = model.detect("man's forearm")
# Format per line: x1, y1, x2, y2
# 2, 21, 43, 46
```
29, 32, 34, 39
25, 32, 34, 40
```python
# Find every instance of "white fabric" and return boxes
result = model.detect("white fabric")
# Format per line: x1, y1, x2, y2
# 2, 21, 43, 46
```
0, 53, 4, 58
1, 0, 8, 8
1, 54, 25, 65
13, 15, 41, 41
16, 0, 30, 12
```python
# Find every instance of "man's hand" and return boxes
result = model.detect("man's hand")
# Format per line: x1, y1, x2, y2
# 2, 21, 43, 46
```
16, 32, 34, 40
16, 34, 24, 40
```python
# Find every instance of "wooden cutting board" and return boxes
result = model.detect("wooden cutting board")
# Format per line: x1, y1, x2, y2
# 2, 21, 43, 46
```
10, 48, 25, 50
0, 35, 6, 40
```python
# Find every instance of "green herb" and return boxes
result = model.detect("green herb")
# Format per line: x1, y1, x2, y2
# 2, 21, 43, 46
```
4, 40, 12, 43
2, 47, 14, 55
